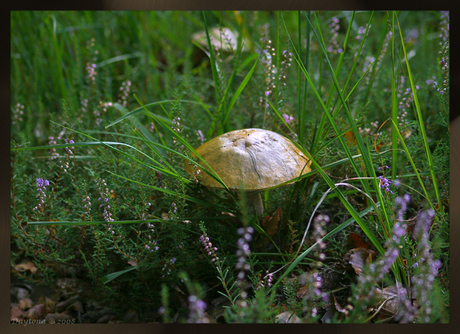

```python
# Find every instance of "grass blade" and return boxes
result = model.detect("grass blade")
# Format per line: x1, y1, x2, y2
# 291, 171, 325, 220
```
396, 15, 442, 210
270, 203, 380, 289
222, 56, 259, 128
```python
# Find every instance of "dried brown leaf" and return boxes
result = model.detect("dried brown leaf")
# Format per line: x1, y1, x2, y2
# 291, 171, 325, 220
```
207, 301, 231, 323
256, 207, 282, 247
18, 298, 34, 310
11, 306, 25, 322
332, 293, 349, 315
97, 314, 117, 323
344, 248, 377, 275
15, 260, 38, 275
26, 304, 49, 320
374, 286, 408, 318
56, 278, 78, 292
264, 207, 281, 237
56, 295, 80, 312
38, 296, 56, 313
347, 232, 371, 249
275, 311, 301, 323
69, 300, 84, 313
15, 287, 30, 300
296, 285, 308, 299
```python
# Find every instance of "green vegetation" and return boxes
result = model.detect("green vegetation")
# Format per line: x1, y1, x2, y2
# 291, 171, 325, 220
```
11, 11, 449, 323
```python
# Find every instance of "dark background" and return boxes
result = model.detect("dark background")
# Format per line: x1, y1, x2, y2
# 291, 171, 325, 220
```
2, 1, 458, 333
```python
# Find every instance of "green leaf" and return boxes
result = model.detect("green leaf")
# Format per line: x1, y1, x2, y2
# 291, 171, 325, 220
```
102, 266, 138, 284
222, 56, 259, 127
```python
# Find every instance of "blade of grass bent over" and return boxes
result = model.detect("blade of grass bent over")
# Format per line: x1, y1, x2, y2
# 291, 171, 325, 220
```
390, 119, 439, 221
222, 56, 259, 128
133, 94, 229, 192
106, 100, 209, 129
202, 11, 224, 138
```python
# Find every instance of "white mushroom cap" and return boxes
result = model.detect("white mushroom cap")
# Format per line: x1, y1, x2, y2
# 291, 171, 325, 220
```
184, 128, 311, 191
192, 27, 249, 53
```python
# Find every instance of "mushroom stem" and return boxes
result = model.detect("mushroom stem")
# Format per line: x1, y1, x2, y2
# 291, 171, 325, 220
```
246, 192, 264, 216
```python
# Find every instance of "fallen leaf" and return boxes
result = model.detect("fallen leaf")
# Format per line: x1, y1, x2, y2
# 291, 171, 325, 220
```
18, 298, 34, 310
15, 287, 30, 301
207, 298, 232, 323
264, 207, 282, 236
69, 300, 84, 313
347, 232, 371, 249
14, 260, 38, 275
332, 293, 349, 315
344, 248, 377, 275
11, 306, 25, 322
56, 296, 80, 313
296, 285, 308, 299
320, 305, 335, 323
345, 130, 357, 146
82, 310, 100, 323
275, 311, 301, 323
38, 296, 56, 313
372, 285, 409, 321
56, 278, 78, 292
202, 312, 214, 323
97, 314, 117, 323
255, 207, 282, 247
26, 304, 49, 320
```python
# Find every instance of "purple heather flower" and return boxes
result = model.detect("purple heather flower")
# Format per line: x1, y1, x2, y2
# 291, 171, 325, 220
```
36, 178, 44, 188
200, 234, 219, 262
196, 130, 205, 144
266, 272, 274, 287
196, 300, 206, 310
187, 295, 208, 323
33, 177, 51, 212
378, 175, 393, 193
327, 16, 341, 55
235, 226, 254, 291
282, 114, 294, 125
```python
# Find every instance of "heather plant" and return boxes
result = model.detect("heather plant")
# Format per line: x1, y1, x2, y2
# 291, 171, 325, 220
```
10, 10, 449, 323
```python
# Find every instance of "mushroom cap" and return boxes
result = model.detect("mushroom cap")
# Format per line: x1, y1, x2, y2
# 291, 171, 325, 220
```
192, 27, 249, 53
184, 128, 311, 191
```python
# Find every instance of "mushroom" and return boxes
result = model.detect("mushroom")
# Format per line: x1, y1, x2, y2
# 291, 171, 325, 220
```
191, 27, 250, 53
184, 128, 311, 216
191, 27, 250, 67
